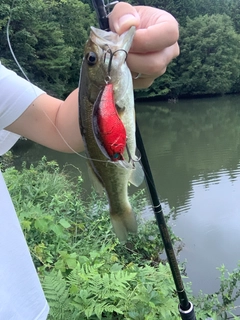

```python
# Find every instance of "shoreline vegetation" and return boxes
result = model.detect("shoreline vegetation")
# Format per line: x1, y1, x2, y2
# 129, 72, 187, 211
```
1, 154, 240, 319
1, 0, 240, 100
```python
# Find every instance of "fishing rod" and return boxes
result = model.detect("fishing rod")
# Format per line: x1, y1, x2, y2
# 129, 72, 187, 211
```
89, 0, 198, 319
135, 124, 196, 320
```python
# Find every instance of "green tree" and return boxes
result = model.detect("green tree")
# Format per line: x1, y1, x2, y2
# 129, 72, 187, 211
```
49, 0, 96, 94
173, 14, 240, 96
196, 0, 231, 16
0, 0, 94, 98
228, 0, 240, 33
161, 0, 198, 25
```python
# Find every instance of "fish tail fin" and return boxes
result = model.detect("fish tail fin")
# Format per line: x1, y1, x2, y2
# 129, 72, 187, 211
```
110, 206, 137, 243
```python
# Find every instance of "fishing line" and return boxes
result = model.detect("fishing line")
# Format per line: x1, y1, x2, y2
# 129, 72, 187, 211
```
6, 0, 29, 83
5, 3, 113, 165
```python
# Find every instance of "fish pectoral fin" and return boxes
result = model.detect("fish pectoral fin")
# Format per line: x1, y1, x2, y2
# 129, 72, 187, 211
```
87, 162, 105, 195
111, 160, 133, 170
129, 161, 144, 187
110, 206, 137, 244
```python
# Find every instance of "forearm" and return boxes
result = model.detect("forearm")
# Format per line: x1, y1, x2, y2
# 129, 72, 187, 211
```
6, 89, 84, 153
54, 89, 84, 153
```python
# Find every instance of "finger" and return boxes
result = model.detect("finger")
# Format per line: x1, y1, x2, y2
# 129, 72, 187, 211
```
131, 67, 166, 81
130, 7, 179, 53
132, 66, 166, 89
127, 42, 180, 76
109, 2, 140, 34
132, 77, 155, 90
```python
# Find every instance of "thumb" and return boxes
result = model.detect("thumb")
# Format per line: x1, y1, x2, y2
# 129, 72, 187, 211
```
109, 2, 140, 35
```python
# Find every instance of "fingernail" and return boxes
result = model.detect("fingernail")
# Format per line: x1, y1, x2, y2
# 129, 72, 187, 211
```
115, 14, 139, 33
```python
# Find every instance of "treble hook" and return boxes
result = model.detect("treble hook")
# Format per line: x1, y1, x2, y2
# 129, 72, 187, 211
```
103, 48, 128, 76
125, 143, 141, 167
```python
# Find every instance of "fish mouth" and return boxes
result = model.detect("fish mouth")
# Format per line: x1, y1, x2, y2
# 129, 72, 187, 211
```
90, 26, 135, 73
90, 26, 136, 54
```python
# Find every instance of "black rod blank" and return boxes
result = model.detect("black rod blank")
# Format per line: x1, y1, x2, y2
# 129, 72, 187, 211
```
136, 122, 196, 320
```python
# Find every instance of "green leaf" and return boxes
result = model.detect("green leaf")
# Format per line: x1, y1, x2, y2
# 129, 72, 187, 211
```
59, 218, 71, 229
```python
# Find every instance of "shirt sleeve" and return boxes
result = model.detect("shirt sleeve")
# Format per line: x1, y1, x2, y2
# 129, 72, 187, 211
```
0, 62, 45, 155
0, 171, 49, 319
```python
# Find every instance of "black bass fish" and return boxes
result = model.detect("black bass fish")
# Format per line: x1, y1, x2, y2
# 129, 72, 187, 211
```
78, 26, 144, 243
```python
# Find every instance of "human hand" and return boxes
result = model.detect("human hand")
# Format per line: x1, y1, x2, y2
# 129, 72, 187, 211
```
109, 2, 179, 89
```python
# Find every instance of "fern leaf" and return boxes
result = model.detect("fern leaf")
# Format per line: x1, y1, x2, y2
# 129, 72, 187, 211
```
42, 270, 72, 320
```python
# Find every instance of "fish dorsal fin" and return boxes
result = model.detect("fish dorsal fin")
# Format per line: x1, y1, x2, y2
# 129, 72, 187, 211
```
129, 161, 144, 187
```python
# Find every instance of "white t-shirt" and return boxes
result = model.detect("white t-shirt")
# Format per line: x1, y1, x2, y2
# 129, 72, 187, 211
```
0, 63, 49, 319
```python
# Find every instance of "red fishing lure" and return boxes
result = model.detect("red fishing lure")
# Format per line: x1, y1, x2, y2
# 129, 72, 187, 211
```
93, 83, 127, 161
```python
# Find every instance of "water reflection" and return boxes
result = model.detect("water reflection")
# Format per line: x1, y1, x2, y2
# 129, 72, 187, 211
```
172, 174, 240, 294
136, 95, 240, 294
137, 97, 240, 210
12, 95, 240, 294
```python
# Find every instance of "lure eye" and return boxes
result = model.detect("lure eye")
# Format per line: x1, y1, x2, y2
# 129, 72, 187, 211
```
86, 52, 97, 66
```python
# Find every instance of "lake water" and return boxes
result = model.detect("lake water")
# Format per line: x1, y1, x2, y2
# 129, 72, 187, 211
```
12, 94, 240, 296
136, 95, 240, 296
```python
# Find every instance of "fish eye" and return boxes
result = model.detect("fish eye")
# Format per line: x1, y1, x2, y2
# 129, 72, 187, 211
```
86, 52, 97, 66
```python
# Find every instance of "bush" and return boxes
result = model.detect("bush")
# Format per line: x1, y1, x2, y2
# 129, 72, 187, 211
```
2, 156, 240, 319
2, 157, 181, 319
